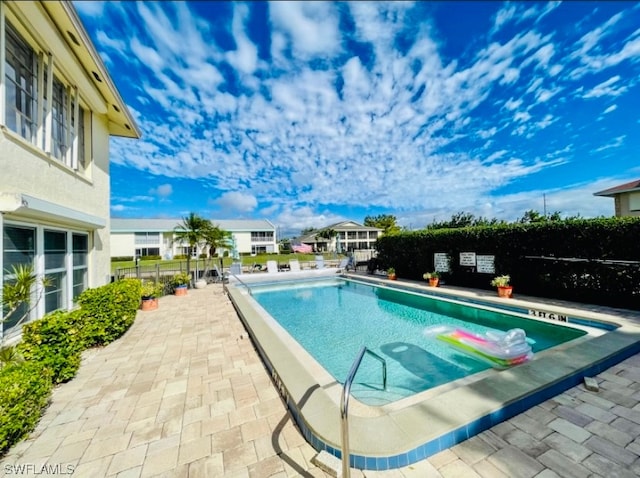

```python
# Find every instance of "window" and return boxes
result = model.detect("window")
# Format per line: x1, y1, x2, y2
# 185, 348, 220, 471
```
629, 192, 640, 212
4, 21, 89, 172
2, 226, 36, 332
135, 247, 159, 257
44, 230, 66, 313
4, 23, 38, 143
370, 231, 378, 239
50, 76, 70, 160
251, 231, 274, 242
72, 233, 88, 302
347, 231, 357, 240
135, 232, 160, 245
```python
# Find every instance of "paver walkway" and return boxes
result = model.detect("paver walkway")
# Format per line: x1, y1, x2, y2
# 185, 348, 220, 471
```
2, 284, 640, 477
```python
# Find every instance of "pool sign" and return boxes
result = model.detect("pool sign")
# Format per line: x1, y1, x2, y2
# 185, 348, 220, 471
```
529, 309, 568, 322
476, 255, 495, 274
434, 253, 451, 272
459, 252, 476, 266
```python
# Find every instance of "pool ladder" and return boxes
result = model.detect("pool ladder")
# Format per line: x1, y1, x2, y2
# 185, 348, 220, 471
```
340, 346, 387, 478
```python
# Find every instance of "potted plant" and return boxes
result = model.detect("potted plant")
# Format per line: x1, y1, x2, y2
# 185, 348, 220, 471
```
491, 275, 513, 298
140, 280, 163, 311
171, 272, 191, 296
387, 267, 397, 280
423, 271, 440, 287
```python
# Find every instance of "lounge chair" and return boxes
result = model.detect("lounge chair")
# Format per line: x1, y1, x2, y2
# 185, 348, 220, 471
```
314, 255, 325, 269
230, 262, 242, 275
338, 258, 349, 271
289, 259, 301, 272
266, 260, 279, 274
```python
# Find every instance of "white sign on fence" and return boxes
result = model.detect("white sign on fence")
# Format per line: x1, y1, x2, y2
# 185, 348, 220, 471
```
434, 253, 450, 272
459, 252, 476, 266
476, 255, 495, 274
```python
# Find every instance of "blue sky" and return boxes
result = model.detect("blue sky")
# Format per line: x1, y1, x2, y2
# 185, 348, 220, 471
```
74, 1, 640, 237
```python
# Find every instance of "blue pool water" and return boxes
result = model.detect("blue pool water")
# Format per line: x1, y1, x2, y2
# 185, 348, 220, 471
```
251, 278, 587, 405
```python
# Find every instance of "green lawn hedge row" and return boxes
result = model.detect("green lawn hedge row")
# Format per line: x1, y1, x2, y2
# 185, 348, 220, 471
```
375, 217, 640, 308
0, 278, 142, 456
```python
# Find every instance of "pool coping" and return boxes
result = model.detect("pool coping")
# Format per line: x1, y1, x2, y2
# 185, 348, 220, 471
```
226, 272, 640, 470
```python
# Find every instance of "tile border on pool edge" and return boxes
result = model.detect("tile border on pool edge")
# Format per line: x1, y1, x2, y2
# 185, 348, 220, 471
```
225, 277, 640, 471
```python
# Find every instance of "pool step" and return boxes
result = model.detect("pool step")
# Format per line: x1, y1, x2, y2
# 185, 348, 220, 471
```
312, 450, 342, 477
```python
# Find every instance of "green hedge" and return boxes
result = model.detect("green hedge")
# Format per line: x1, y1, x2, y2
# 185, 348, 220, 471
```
111, 256, 134, 262
140, 255, 161, 261
17, 310, 85, 384
375, 217, 640, 308
1, 278, 143, 456
77, 279, 141, 347
0, 362, 53, 455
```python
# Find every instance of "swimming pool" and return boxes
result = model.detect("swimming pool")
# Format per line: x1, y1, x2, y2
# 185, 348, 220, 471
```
250, 277, 587, 405
226, 270, 640, 470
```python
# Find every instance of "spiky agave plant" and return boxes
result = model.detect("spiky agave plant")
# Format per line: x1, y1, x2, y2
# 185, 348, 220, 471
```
1, 264, 51, 336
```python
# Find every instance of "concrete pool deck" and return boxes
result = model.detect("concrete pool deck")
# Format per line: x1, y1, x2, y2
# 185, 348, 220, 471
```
1, 280, 640, 476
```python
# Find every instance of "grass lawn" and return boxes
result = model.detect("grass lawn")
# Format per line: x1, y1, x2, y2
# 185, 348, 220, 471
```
111, 253, 345, 274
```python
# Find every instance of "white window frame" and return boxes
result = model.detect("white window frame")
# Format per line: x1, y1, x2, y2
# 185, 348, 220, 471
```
629, 192, 640, 212
3, 16, 88, 174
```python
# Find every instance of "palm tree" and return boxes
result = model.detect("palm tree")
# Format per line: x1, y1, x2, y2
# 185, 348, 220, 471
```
317, 228, 337, 252
202, 223, 233, 258
173, 213, 210, 278
202, 224, 233, 278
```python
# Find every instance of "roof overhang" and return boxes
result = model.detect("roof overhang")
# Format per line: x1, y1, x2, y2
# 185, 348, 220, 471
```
0, 193, 106, 229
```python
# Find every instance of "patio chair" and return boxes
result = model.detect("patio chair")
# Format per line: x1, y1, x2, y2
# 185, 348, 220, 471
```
266, 260, 279, 274
289, 259, 301, 272
314, 255, 325, 269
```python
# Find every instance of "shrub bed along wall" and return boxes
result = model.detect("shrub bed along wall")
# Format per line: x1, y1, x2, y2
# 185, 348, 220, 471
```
0, 278, 142, 456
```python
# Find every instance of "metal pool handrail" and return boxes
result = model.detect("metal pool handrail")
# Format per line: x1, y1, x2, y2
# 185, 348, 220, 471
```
230, 275, 253, 295
340, 346, 387, 478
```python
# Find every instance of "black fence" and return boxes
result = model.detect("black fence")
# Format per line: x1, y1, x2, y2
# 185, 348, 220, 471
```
113, 259, 222, 296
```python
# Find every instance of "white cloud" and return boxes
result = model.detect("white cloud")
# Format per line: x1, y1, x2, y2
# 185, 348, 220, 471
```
582, 75, 628, 98
213, 192, 258, 213
594, 135, 626, 153
603, 104, 618, 114
73, 1, 106, 17
269, 2, 342, 60
226, 4, 259, 75
150, 184, 173, 199
92, 2, 638, 226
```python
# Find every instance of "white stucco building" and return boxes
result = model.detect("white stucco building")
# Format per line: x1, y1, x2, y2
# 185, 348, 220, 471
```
1, 1, 140, 337
110, 218, 278, 259
296, 221, 383, 253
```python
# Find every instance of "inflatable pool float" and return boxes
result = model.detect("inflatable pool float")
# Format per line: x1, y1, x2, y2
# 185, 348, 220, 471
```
424, 325, 533, 369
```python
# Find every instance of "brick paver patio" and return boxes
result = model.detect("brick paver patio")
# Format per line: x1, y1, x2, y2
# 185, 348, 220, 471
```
2, 284, 640, 477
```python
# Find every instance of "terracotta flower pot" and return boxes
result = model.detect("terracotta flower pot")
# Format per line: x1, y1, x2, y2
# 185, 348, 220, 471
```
497, 286, 513, 298
140, 297, 158, 311
174, 285, 188, 296
429, 278, 439, 287
388, 273, 397, 280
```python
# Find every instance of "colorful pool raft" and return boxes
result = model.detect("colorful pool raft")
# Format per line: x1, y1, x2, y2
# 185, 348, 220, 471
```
424, 325, 533, 369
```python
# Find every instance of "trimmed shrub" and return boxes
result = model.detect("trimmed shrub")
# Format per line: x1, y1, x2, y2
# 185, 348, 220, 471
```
111, 256, 134, 262
77, 278, 141, 347
140, 255, 161, 261
0, 362, 53, 455
17, 310, 85, 384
